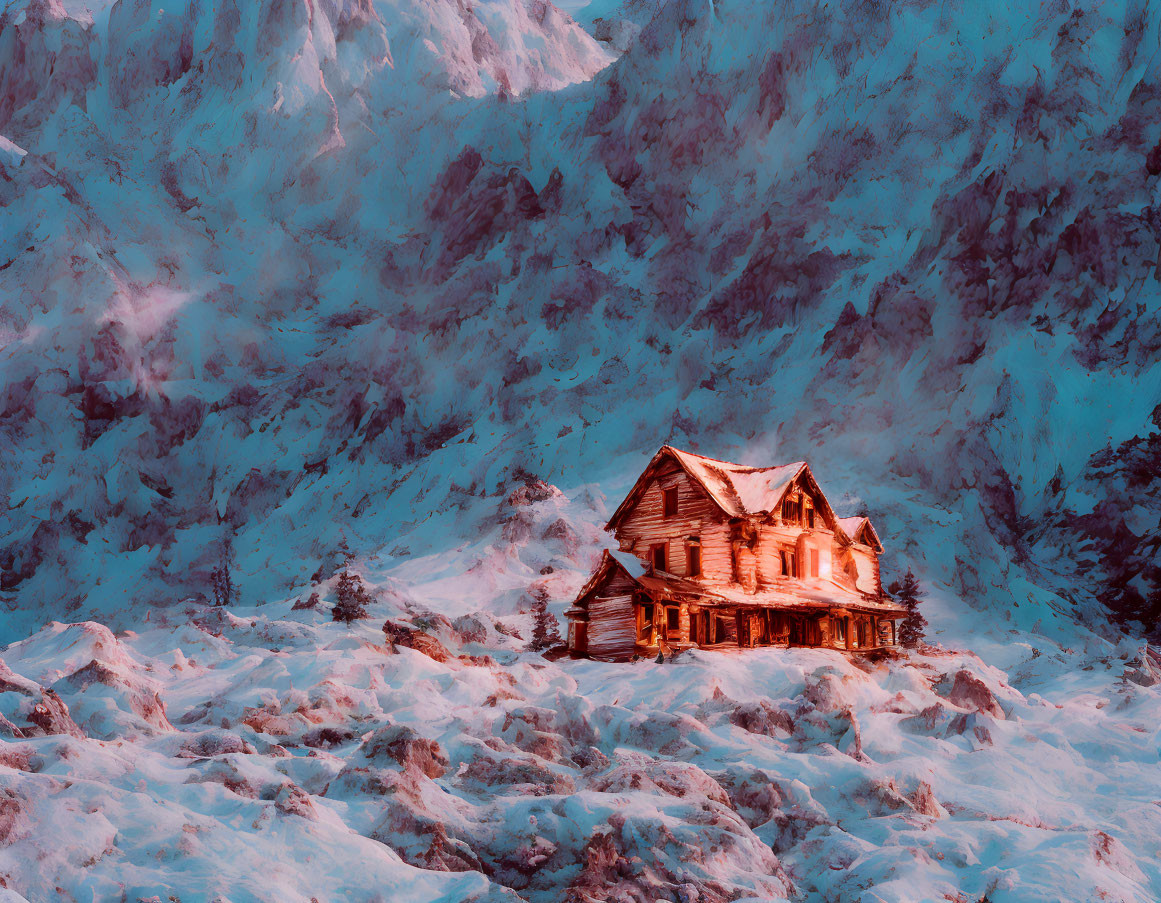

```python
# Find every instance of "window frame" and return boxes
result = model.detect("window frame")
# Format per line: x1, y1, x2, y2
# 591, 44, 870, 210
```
686, 537, 702, 577
650, 542, 667, 573
780, 547, 797, 578
638, 601, 655, 642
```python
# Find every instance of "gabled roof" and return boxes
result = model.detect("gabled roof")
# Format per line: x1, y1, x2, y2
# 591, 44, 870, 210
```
836, 516, 884, 553
605, 446, 839, 531
570, 549, 643, 609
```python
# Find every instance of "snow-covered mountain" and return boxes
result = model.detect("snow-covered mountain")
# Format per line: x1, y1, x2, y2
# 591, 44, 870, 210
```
1, 0, 1158, 642
2, 0, 1161, 899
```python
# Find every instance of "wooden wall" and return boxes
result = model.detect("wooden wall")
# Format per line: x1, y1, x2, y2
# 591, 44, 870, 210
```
586, 595, 636, 659
572, 566, 640, 659
755, 524, 835, 587
614, 461, 731, 581
850, 544, 881, 596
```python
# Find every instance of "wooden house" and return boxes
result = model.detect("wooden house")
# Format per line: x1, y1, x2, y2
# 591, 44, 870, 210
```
565, 446, 906, 660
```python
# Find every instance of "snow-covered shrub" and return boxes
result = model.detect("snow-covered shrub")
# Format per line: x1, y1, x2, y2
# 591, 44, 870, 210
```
332, 572, 371, 623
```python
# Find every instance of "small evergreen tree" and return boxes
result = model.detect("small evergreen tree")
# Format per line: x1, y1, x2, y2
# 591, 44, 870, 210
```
332, 571, 371, 623
528, 586, 561, 652
889, 568, 927, 649
210, 540, 237, 607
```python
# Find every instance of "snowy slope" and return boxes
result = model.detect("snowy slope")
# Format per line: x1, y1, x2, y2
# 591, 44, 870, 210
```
0, 597, 1157, 902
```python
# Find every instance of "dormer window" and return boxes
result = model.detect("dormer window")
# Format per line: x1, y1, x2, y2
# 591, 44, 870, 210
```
662, 487, 679, 518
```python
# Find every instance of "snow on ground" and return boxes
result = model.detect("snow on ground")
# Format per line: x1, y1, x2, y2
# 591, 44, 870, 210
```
0, 494, 1156, 902
0, 592, 1157, 902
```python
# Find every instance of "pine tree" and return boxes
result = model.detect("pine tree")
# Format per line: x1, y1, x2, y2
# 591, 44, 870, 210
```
528, 586, 561, 652
210, 540, 237, 607
889, 568, 927, 649
332, 571, 371, 624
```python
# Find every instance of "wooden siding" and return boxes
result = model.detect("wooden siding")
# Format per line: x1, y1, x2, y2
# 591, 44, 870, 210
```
850, 545, 880, 596
586, 595, 636, 659
753, 524, 833, 588
614, 462, 731, 582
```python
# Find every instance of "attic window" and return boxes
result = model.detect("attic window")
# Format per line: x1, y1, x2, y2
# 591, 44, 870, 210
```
806, 504, 816, 529
782, 498, 799, 524
662, 487, 679, 518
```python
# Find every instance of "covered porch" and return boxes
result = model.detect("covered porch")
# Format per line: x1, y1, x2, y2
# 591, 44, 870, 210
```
634, 596, 900, 657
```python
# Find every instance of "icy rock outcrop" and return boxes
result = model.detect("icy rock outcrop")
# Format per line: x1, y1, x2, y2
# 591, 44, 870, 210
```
0, 660, 84, 738
717, 768, 784, 829
912, 779, 947, 819
177, 729, 255, 758
589, 760, 731, 807
381, 619, 453, 662
565, 809, 792, 903
0, 660, 39, 697
375, 0, 611, 98
59, 658, 173, 738
0, 0, 97, 133
361, 724, 448, 778
729, 699, 795, 738
945, 669, 1005, 719
24, 690, 83, 738
273, 781, 318, 820
458, 752, 574, 795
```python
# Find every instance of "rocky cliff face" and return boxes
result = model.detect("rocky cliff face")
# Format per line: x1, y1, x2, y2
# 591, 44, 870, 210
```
0, 0, 1159, 643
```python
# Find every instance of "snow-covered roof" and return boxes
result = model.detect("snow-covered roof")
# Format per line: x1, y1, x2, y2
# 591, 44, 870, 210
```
609, 549, 648, 579
835, 515, 884, 552
633, 572, 905, 615
836, 516, 865, 536
666, 448, 807, 519
606, 446, 838, 530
